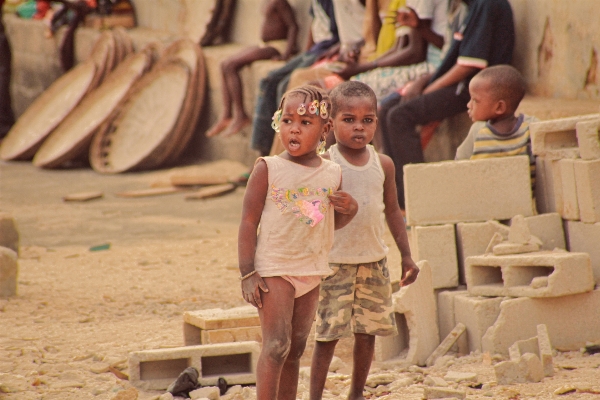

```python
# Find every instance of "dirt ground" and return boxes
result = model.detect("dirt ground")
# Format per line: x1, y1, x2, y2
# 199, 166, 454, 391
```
1, 159, 600, 400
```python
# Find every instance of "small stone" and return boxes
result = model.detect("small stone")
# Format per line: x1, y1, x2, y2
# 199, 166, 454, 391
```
554, 385, 577, 395
389, 377, 413, 390
329, 356, 345, 372
424, 376, 449, 387
159, 393, 174, 400
434, 355, 455, 369
444, 371, 477, 383
366, 373, 396, 387
90, 363, 110, 374
408, 365, 423, 373
110, 387, 138, 400
225, 385, 243, 395
190, 386, 220, 400
423, 386, 466, 399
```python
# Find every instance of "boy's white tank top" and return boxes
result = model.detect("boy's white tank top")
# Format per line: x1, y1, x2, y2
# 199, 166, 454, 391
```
328, 144, 388, 264
254, 155, 341, 277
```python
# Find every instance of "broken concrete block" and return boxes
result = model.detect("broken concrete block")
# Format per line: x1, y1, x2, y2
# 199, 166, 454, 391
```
494, 352, 544, 385
443, 371, 477, 383
411, 224, 458, 289
485, 232, 504, 254
482, 289, 600, 355
128, 341, 260, 390
0, 213, 19, 254
509, 336, 538, 362
436, 289, 468, 353
534, 157, 557, 214
374, 261, 439, 366
454, 294, 505, 353
0, 247, 18, 297
558, 159, 580, 220
537, 324, 554, 377
183, 306, 260, 345
508, 215, 530, 244
423, 386, 466, 399
423, 376, 448, 387
404, 156, 533, 226
492, 242, 539, 255
565, 221, 600, 284
200, 326, 262, 345
466, 252, 594, 298
530, 113, 599, 158
426, 323, 466, 367
456, 222, 508, 284
574, 159, 600, 223
576, 119, 600, 160
523, 213, 566, 251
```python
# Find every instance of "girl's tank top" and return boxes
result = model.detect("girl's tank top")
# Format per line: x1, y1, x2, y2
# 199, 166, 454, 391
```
328, 144, 388, 264
254, 155, 341, 277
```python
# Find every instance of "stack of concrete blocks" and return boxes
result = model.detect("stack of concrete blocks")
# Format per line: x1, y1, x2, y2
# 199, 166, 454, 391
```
182, 305, 261, 346
0, 213, 19, 298
129, 306, 262, 389
531, 113, 600, 285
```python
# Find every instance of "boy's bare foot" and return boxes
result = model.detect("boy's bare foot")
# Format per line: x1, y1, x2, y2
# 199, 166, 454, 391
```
221, 117, 251, 137
205, 118, 232, 137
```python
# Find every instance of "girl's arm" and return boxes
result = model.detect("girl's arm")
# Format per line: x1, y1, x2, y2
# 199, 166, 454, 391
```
379, 153, 419, 286
238, 160, 270, 308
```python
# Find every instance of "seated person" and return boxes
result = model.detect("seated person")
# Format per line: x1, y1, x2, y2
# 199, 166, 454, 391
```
206, 0, 298, 138
378, 0, 516, 210
455, 65, 538, 182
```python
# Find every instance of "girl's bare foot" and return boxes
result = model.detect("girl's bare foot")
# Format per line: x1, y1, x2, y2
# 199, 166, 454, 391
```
221, 117, 251, 137
205, 118, 232, 137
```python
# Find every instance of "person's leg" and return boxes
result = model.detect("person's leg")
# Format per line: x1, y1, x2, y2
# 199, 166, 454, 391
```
256, 277, 297, 400
309, 339, 338, 400
221, 46, 280, 137
0, 30, 14, 139
278, 284, 320, 400
250, 53, 310, 155
347, 334, 375, 400
380, 84, 470, 208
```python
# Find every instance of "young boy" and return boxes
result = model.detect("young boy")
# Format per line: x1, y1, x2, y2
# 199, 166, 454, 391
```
455, 65, 538, 168
205, 0, 298, 138
310, 81, 419, 400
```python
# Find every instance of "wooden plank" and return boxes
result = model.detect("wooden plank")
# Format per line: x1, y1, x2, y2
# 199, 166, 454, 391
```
115, 187, 183, 198
171, 173, 229, 186
63, 191, 104, 202
185, 183, 236, 200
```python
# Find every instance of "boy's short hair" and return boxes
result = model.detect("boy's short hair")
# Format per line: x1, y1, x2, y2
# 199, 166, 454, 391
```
330, 81, 377, 117
476, 65, 526, 112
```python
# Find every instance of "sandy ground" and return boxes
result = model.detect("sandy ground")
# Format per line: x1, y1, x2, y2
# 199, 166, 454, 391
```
1, 160, 600, 400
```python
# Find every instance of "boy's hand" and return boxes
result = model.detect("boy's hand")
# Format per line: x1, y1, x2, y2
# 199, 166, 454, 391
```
400, 257, 419, 286
329, 190, 358, 215
241, 273, 269, 308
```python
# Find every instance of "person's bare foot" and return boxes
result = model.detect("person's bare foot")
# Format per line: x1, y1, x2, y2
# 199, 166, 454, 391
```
221, 117, 251, 137
205, 118, 232, 137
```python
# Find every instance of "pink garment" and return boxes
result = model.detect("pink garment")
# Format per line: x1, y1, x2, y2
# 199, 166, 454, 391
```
281, 275, 323, 298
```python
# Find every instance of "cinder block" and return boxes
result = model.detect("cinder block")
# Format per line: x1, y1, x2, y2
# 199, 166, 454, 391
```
494, 352, 544, 385
466, 252, 594, 298
456, 221, 509, 285
530, 113, 599, 158
482, 289, 600, 355
535, 157, 557, 214
574, 159, 600, 223
128, 341, 260, 390
0, 213, 19, 254
557, 159, 580, 220
183, 306, 261, 346
523, 213, 565, 251
454, 294, 505, 353
576, 119, 600, 160
0, 247, 18, 297
565, 221, 600, 284
436, 289, 468, 353
404, 156, 533, 226
375, 261, 439, 366
411, 224, 458, 289
200, 326, 262, 345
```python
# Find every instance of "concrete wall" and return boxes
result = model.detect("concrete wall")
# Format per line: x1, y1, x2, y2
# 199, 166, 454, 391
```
509, 0, 600, 100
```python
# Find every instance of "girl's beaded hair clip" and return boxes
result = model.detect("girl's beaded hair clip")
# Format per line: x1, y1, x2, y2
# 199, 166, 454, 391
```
272, 100, 329, 132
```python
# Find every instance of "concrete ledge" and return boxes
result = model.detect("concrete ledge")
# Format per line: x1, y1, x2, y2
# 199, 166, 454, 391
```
466, 252, 594, 298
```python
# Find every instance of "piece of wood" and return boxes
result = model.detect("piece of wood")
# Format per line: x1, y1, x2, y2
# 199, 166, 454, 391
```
425, 322, 466, 367
115, 187, 183, 198
171, 174, 229, 186
185, 183, 237, 200
63, 191, 104, 202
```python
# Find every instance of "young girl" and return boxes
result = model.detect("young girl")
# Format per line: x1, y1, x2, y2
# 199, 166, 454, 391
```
238, 85, 358, 400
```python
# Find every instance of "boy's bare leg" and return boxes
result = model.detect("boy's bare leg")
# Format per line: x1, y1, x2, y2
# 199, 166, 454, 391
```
348, 333, 375, 400
309, 339, 338, 400
278, 284, 320, 400
220, 46, 280, 137
205, 59, 235, 137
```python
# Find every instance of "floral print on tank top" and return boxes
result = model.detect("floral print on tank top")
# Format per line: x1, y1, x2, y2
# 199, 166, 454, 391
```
271, 186, 334, 227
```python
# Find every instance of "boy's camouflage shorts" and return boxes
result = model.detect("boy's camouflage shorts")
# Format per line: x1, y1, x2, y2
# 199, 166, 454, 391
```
316, 258, 397, 341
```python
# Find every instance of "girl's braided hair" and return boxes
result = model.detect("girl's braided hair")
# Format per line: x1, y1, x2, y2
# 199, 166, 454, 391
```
271, 85, 331, 132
